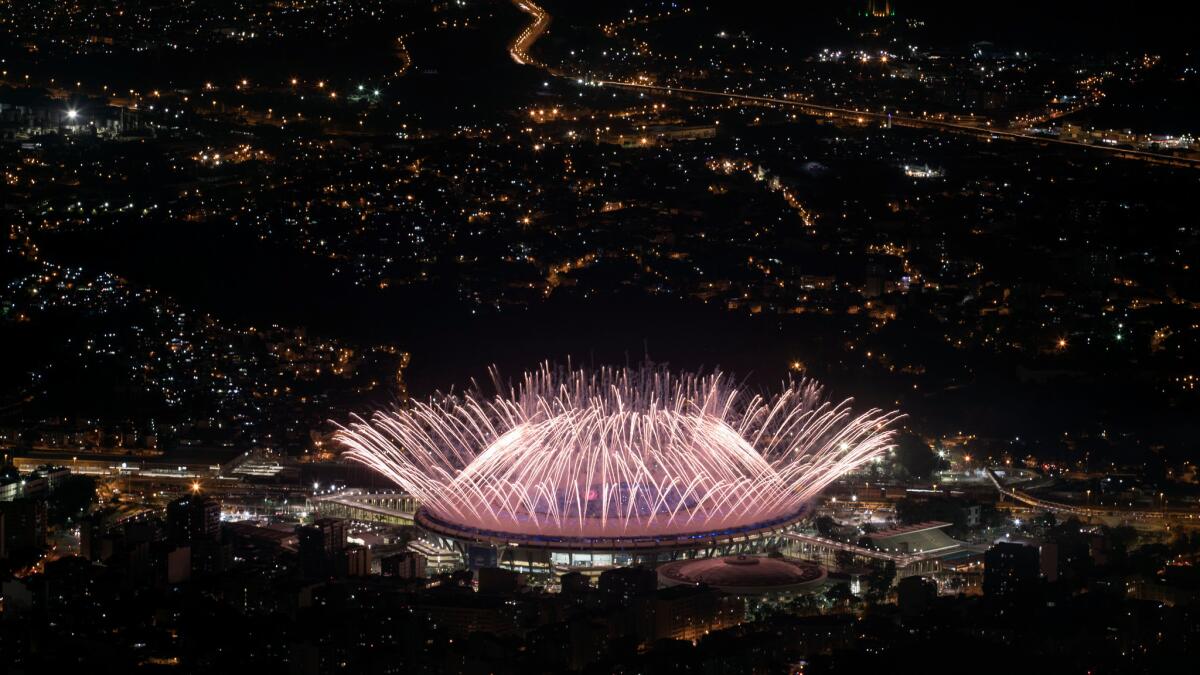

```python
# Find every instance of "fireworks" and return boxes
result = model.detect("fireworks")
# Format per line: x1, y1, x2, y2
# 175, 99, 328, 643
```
335, 364, 900, 540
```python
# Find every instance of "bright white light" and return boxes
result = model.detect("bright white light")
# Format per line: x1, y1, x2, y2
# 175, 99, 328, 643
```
66, 109, 78, 120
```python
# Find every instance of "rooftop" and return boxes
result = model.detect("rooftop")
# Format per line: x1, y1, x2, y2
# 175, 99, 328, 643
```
867, 521, 961, 555
658, 555, 826, 595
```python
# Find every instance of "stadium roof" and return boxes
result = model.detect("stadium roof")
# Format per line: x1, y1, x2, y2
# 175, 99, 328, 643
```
867, 521, 962, 556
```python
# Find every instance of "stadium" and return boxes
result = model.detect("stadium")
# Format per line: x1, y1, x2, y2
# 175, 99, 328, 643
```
335, 363, 900, 573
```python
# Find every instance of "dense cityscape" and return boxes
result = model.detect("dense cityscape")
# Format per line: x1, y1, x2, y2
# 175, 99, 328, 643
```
1, 1, 1198, 673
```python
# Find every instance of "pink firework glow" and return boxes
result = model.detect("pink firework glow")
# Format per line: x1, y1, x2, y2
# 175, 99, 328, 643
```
334, 364, 901, 539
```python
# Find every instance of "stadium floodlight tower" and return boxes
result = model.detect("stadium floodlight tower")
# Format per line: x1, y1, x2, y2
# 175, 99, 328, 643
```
336, 363, 900, 573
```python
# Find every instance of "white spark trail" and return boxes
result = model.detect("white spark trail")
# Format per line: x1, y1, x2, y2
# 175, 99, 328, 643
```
334, 363, 900, 539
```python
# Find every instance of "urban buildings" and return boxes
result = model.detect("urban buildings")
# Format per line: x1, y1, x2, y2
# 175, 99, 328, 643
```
298, 517, 348, 578
1, 0, 1199, 672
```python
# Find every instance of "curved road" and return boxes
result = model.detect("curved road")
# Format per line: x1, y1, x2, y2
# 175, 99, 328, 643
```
986, 468, 1200, 524
510, 0, 551, 67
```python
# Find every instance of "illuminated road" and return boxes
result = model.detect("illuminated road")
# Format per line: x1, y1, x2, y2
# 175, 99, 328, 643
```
592, 80, 1200, 169
986, 468, 1200, 524
311, 490, 417, 526
510, 0, 551, 67
395, 34, 413, 77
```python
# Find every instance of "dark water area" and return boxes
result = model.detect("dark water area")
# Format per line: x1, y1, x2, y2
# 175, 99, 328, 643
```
37, 222, 810, 396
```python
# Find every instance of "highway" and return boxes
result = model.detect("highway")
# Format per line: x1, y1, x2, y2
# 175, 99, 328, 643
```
395, 34, 413, 78
986, 468, 1200, 524
590, 80, 1200, 169
311, 490, 417, 526
510, 0, 551, 67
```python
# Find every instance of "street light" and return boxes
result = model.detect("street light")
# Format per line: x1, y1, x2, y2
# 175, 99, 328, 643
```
66, 109, 78, 121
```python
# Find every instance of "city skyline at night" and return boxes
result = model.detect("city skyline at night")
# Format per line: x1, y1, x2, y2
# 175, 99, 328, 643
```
2, 1, 1199, 673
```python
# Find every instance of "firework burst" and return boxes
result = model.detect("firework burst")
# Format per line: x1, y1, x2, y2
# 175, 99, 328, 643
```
335, 364, 900, 539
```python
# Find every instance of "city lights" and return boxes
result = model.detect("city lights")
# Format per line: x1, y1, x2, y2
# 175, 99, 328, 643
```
1, 0, 1197, 669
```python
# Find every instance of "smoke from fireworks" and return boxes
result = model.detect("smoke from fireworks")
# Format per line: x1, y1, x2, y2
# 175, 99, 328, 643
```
335, 364, 900, 539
